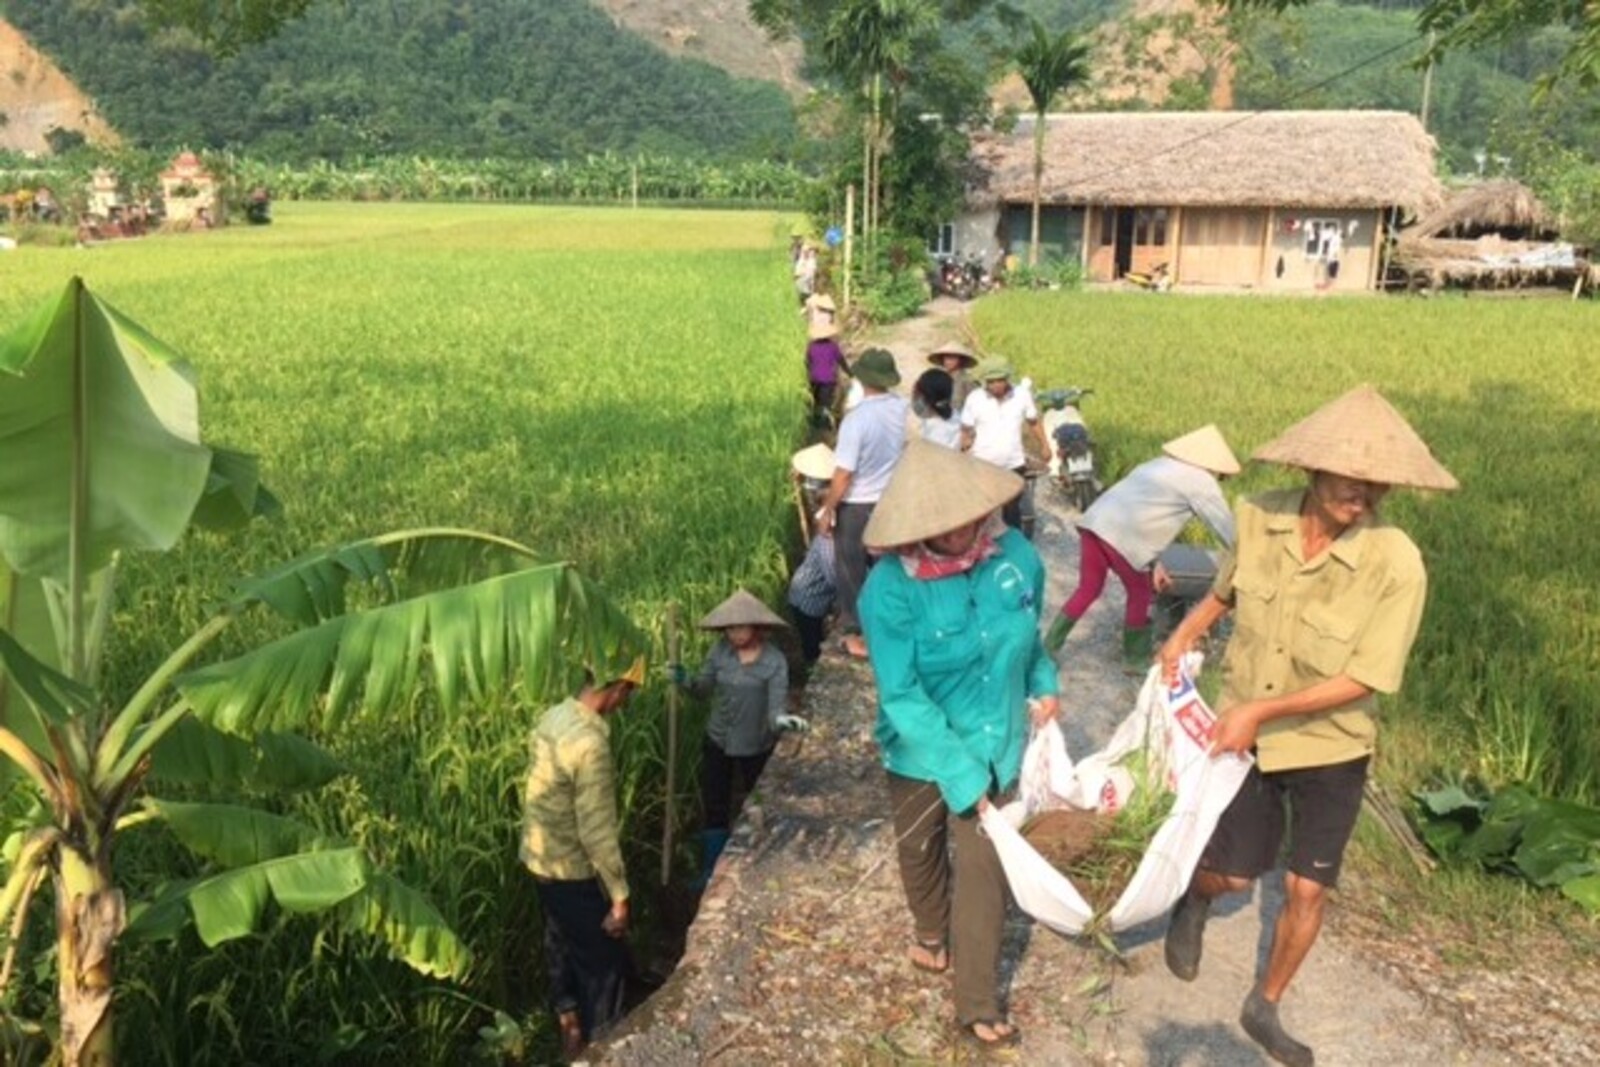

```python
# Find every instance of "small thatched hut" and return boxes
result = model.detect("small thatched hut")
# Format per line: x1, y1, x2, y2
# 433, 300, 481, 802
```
957, 110, 1442, 292
1405, 180, 1553, 241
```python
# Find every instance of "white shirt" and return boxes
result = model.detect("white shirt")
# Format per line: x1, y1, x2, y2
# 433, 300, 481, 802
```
920, 414, 962, 449
1078, 456, 1235, 569
961, 386, 1037, 470
835, 393, 909, 503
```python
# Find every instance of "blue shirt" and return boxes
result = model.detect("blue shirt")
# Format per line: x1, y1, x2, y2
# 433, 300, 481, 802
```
859, 528, 1059, 813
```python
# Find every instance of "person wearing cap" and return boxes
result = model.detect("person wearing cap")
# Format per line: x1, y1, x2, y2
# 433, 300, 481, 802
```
912, 368, 961, 449
519, 655, 647, 1061
817, 348, 909, 659
1042, 425, 1240, 669
927, 342, 980, 414
675, 590, 808, 885
959, 358, 1049, 535
858, 440, 1060, 1052
804, 319, 847, 423
1157, 386, 1456, 1067
788, 444, 839, 663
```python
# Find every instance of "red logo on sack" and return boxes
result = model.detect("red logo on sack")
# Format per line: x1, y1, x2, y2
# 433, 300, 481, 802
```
1173, 698, 1215, 748
1099, 778, 1122, 814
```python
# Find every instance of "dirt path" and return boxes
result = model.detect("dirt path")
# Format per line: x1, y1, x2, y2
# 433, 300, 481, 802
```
592, 299, 1585, 1066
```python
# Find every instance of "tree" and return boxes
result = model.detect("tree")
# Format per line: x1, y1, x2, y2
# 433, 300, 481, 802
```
139, 0, 317, 54
0, 279, 645, 1065
1223, 0, 1600, 91
1013, 18, 1090, 267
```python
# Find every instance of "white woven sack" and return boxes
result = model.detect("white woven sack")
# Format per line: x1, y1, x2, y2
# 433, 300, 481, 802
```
984, 657, 1253, 935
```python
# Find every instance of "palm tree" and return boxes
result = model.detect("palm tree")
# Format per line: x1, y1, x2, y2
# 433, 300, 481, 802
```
1014, 18, 1091, 267
821, 0, 937, 260
0, 279, 645, 1066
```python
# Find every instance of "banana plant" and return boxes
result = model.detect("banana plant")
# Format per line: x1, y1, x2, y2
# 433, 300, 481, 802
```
0, 279, 645, 1065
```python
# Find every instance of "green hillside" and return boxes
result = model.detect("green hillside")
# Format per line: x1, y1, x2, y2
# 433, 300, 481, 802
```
0, 0, 798, 161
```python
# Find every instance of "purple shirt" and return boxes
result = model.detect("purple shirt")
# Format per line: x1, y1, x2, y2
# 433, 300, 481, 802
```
806, 339, 846, 385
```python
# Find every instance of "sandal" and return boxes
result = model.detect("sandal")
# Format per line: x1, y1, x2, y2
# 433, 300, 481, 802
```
958, 1018, 1021, 1050
908, 937, 948, 974
840, 633, 869, 659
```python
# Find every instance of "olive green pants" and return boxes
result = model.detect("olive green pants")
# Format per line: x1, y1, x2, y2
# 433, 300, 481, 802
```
886, 772, 1010, 1025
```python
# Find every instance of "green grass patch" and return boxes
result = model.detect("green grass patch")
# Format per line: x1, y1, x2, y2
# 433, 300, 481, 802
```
0, 203, 805, 1063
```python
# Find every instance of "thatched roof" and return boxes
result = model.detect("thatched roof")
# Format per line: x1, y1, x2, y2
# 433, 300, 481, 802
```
1405, 180, 1553, 239
970, 111, 1442, 217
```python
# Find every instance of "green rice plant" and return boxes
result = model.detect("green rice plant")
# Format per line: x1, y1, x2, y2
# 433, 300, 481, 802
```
974, 290, 1600, 808
0, 204, 805, 1063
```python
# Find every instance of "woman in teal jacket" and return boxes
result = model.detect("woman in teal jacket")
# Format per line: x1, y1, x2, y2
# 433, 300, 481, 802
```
859, 440, 1060, 1051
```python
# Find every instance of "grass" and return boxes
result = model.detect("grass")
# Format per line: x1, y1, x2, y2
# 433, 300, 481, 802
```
974, 288, 1600, 953
0, 202, 805, 1063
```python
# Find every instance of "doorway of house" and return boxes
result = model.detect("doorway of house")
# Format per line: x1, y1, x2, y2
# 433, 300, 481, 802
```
1113, 209, 1135, 278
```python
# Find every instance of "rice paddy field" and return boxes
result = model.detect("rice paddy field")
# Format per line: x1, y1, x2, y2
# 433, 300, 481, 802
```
973, 290, 1600, 809
0, 203, 805, 1063
2, 206, 1597, 1060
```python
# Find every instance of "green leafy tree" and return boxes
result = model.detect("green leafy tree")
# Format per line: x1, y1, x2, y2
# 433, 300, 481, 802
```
1224, 0, 1600, 90
0, 279, 644, 1066
1013, 17, 1090, 266
138, 0, 317, 54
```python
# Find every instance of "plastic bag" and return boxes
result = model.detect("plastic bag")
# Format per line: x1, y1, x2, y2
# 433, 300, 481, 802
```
982, 657, 1252, 935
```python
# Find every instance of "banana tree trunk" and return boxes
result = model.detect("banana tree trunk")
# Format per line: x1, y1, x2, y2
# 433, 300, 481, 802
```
56, 844, 123, 1067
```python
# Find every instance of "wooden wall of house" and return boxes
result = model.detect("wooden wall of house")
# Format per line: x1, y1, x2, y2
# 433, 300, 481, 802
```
1177, 208, 1267, 286
1259, 208, 1384, 292
955, 207, 1002, 264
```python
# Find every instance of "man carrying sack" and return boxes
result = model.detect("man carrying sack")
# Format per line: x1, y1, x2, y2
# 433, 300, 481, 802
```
1158, 386, 1457, 1067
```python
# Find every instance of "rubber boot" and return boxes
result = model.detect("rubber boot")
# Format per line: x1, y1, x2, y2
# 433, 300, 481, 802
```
1240, 985, 1315, 1067
1042, 613, 1077, 654
1164, 888, 1210, 981
1121, 625, 1154, 675
695, 829, 730, 891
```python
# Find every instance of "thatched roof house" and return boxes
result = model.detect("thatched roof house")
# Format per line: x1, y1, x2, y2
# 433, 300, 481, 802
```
1405, 180, 1553, 240
954, 110, 1443, 292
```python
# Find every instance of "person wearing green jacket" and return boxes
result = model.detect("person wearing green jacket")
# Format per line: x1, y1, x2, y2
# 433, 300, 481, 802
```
520, 656, 646, 1062
859, 440, 1060, 1053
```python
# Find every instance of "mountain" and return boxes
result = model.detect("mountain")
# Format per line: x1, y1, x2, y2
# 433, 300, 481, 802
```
0, 18, 118, 154
0, 0, 799, 161
590, 0, 806, 93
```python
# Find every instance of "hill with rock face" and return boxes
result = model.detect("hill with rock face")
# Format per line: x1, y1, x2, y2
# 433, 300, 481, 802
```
590, 0, 807, 93
0, 18, 117, 155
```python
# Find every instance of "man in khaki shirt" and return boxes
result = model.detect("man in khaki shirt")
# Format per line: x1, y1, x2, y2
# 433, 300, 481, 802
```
1157, 387, 1456, 1067
520, 657, 644, 1061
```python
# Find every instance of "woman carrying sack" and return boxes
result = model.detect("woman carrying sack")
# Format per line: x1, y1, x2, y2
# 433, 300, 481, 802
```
858, 441, 1059, 1051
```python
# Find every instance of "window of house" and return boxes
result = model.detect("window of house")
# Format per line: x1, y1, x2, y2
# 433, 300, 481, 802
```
928, 222, 955, 257
1304, 219, 1340, 259
1134, 207, 1169, 246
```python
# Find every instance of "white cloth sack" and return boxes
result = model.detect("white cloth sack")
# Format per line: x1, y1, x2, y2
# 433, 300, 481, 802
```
981, 658, 1252, 935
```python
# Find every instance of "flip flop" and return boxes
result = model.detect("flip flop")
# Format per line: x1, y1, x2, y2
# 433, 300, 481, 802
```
957, 1018, 1021, 1051
909, 937, 948, 974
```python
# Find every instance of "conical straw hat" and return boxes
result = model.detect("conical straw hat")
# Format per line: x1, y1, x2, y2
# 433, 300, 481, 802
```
791, 443, 836, 481
864, 439, 1024, 549
1163, 424, 1240, 475
1252, 385, 1458, 491
926, 342, 978, 369
700, 589, 789, 630
810, 293, 836, 312
809, 319, 840, 341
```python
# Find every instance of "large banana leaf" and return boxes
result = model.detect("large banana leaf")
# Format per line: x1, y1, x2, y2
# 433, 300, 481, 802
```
148, 717, 343, 793
129, 800, 471, 978
229, 528, 542, 626
0, 278, 213, 579
180, 555, 645, 735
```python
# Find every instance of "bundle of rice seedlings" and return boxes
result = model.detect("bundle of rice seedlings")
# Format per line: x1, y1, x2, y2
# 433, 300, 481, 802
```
1021, 749, 1175, 916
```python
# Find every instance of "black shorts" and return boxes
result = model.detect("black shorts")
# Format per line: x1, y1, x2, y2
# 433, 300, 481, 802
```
1200, 755, 1369, 888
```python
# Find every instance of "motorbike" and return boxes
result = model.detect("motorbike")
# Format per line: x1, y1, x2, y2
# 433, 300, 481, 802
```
1035, 386, 1099, 513
1152, 543, 1228, 645
929, 252, 995, 301
1124, 261, 1172, 292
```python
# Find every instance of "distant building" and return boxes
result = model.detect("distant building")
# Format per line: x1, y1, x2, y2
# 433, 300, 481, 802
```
87, 168, 121, 217
160, 151, 224, 226
957, 111, 1443, 292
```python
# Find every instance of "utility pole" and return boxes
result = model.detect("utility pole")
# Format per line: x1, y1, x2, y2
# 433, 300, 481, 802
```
844, 183, 855, 314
